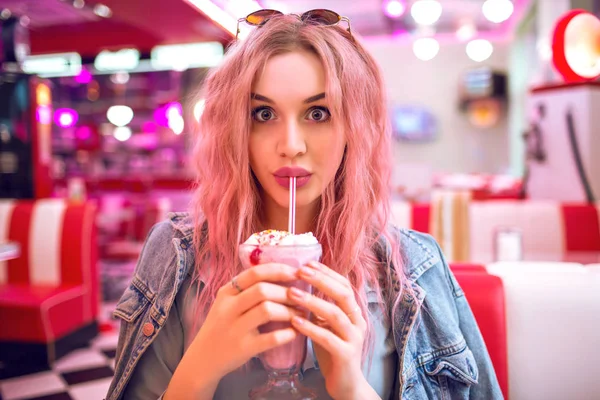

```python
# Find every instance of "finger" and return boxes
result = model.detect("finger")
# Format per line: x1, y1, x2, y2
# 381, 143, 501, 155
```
236, 301, 304, 332
234, 282, 294, 315
253, 327, 298, 355
291, 316, 345, 355
220, 263, 298, 296
288, 287, 355, 341
306, 261, 352, 289
298, 266, 360, 321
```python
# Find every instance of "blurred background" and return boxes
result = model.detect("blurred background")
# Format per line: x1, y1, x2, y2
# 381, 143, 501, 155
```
1, 1, 600, 399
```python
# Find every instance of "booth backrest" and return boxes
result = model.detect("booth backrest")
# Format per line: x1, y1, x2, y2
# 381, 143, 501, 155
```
390, 201, 430, 234
0, 199, 98, 316
485, 263, 600, 400
468, 201, 600, 263
561, 203, 600, 251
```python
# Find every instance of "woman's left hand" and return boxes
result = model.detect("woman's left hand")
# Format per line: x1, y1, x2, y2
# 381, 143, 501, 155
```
288, 261, 378, 400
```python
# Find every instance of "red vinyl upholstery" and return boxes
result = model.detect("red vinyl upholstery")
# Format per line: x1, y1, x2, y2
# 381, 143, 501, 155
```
411, 203, 431, 234
452, 266, 509, 400
390, 201, 431, 233
561, 204, 600, 251
0, 199, 98, 354
450, 263, 487, 273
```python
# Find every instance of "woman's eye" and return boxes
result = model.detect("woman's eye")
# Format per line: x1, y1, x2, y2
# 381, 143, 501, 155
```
307, 107, 331, 122
252, 107, 276, 122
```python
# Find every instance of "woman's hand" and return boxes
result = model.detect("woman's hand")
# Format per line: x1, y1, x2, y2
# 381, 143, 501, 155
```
288, 261, 379, 400
167, 263, 303, 399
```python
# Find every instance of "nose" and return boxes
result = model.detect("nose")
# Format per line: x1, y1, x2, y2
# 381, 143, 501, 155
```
277, 119, 307, 159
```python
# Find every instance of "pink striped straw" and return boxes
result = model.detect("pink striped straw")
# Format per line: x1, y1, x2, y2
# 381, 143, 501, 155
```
288, 177, 296, 234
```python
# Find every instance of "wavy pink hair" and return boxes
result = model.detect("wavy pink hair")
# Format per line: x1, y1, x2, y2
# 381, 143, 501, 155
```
189, 15, 406, 361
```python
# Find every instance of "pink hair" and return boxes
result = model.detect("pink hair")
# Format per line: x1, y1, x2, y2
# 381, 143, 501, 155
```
189, 16, 406, 363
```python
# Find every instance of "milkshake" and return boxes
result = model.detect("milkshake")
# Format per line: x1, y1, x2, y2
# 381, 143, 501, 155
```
239, 229, 322, 372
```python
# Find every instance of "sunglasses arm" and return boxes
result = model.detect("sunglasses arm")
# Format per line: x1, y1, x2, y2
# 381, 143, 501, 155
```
341, 16, 352, 37
236, 18, 245, 40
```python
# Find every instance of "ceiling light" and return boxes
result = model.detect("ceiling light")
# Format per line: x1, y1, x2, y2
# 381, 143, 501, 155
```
466, 39, 494, 62
94, 49, 140, 72
413, 37, 440, 61
114, 126, 132, 142
107, 105, 134, 127
55, 108, 79, 128
73, 0, 85, 9
384, 0, 406, 18
411, 0, 442, 26
110, 71, 130, 85
456, 21, 476, 41
23, 52, 82, 77
93, 4, 112, 18
482, 0, 514, 24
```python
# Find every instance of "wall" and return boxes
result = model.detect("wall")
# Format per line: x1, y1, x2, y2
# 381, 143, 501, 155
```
364, 38, 511, 176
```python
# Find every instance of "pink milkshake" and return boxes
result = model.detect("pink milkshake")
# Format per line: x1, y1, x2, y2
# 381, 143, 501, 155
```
239, 230, 322, 372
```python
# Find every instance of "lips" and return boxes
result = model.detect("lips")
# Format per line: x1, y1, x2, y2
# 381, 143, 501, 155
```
274, 166, 311, 178
273, 166, 312, 189
274, 175, 311, 188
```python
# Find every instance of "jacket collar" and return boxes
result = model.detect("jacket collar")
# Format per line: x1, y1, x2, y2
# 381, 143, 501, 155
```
169, 212, 194, 239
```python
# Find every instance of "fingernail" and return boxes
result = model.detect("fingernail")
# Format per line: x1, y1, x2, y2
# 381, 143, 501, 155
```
299, 266, 315, 277
292, 316, 304, 325
307, 261, 319, 269
290, 287, 305, 298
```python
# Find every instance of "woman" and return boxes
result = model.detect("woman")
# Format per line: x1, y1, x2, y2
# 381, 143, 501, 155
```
106, 10, 503, 400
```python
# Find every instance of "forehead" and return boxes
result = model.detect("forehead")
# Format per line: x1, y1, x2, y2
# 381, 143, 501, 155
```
252, 50, 326, 100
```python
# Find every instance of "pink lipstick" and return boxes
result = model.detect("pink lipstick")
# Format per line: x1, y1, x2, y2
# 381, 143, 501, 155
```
273, 167, 312, 189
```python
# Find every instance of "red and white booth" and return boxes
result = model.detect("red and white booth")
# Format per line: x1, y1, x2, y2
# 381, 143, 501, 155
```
0, 199, 99, 378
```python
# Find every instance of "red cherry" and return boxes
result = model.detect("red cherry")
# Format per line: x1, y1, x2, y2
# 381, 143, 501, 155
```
250, 248, 262, 266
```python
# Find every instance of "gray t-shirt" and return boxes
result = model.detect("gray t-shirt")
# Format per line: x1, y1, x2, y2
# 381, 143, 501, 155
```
123, 276, 398, 399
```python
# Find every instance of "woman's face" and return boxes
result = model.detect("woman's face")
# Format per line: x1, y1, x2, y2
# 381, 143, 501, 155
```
249, 50, 346, 212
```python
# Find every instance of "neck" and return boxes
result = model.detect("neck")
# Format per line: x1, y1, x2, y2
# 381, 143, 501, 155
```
261, 196, 319, 234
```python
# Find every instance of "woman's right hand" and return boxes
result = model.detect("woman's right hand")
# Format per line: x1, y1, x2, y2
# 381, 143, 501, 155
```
166, 263, 301, 399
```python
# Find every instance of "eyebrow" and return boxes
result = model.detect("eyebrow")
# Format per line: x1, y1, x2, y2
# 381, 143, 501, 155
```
251, 92, 326, 104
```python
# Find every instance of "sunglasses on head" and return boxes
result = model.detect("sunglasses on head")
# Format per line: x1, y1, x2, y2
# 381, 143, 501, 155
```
236, 9, 352, 40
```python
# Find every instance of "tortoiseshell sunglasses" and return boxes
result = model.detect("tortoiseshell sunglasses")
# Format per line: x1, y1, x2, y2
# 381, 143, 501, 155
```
236, 9, 353, 40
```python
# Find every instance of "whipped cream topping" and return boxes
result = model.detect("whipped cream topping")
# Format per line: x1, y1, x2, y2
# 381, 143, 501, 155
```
244, 230, 319, 246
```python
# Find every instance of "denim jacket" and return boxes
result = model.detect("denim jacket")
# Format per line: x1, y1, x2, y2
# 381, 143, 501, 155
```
106, 212, 503, 400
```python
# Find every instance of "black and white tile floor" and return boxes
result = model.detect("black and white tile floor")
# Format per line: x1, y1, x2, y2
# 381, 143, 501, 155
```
0, 305, 119, 400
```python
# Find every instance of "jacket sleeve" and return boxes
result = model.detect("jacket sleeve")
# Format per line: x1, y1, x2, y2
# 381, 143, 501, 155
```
432, 241, 505, 400
105, 221, 184, 400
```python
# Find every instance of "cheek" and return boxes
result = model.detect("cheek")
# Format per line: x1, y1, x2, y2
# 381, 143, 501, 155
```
248, 136, 263, 172
326, 134, 346, 161
315, 135, 346, 176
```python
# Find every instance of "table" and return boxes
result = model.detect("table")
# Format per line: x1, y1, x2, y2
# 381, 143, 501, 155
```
0, 242, 20, 262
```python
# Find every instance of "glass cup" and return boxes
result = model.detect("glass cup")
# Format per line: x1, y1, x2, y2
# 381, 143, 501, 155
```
238, 242, 322, 400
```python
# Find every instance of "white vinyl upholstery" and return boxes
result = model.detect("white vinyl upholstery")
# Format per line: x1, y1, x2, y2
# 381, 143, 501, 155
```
486, 262, 600, 400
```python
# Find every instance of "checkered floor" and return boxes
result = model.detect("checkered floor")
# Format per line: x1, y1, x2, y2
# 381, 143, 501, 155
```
0, 312, 119, 400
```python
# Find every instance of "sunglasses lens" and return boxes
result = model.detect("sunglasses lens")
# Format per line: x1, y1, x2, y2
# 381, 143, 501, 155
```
246, 9, 282, 25
302, 9, 340, 25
